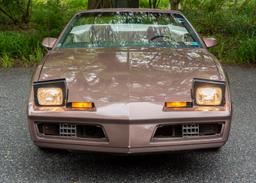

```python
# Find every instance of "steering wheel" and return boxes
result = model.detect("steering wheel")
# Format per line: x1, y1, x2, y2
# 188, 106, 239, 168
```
150, 35, 171, 42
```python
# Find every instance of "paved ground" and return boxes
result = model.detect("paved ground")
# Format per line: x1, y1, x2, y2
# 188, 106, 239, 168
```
0, 66, 256, 183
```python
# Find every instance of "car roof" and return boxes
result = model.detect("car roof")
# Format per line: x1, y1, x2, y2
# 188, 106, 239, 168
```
76, 8, 182, 16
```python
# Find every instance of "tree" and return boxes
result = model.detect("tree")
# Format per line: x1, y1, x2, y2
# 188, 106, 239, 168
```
148, 0, 161, 8
239, 0, 252, 11
0, 0, 32, 28
88, 0, 113, 9
170, 0, 181, 10
88, 0, 139, 9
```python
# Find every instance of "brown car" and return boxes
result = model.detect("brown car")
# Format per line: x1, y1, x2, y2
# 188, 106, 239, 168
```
27, 9, 232, 154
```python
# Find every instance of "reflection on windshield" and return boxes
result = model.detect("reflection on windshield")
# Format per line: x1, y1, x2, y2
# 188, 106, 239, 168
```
57, 12, 202, 49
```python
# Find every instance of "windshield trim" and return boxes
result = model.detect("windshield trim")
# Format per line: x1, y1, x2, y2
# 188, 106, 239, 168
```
56, 11, 204, 50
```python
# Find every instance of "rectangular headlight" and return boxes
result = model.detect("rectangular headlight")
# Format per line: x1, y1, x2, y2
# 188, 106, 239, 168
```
193, 78, 225, 106
33, 79, 67, 106
37, 88, 63, 106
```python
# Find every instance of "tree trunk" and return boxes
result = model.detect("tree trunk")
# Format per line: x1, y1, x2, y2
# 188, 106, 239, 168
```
170, 0, 180, 10
149, 0, 152, 8
88, 0, 112, 9
88, 0, 139, 9
149, 0, 161, 8
116, 0, 139, 8
88, 0, 98, 9
22, 0, 31, 25
127, 0, 139, 8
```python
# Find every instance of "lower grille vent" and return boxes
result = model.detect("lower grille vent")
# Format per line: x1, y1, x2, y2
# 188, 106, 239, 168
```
37, 122, 106, 139
153, 123, 223, 139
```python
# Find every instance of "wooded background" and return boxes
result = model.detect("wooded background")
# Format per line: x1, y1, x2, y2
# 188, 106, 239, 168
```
0, 0, 255, 67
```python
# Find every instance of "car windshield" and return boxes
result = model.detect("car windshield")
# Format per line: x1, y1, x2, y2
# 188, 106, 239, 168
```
57, 12, 202, 49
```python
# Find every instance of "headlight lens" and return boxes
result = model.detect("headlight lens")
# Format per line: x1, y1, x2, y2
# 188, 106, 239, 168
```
196, 86, 222, 106
193, 78, 226, 106
37, 88, 63, 106
33, 79, 67, 106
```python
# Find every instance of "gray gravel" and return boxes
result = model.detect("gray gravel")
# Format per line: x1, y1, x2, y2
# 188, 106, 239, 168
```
0, 66, 256, 183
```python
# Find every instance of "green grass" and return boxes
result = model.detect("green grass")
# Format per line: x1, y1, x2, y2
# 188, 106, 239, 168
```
0, 31, 44, 67
235, 39, 256, 64
183, 0, 256, 64
0, 52, 13, 68
0, 0, 87, 67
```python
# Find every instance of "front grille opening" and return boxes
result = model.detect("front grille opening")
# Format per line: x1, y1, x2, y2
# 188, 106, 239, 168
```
154, 125, 182, 138
38, 123, 59, 136
37, 122, 106, 139
153, 123, 223, 139
200, 124, 222, 136
77, 125, 105, 138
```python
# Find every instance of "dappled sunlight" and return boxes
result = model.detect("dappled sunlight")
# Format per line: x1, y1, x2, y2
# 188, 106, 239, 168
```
39, 47, 220, 108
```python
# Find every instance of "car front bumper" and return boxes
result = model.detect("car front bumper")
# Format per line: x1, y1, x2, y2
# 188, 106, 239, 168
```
28, 108, 232, 154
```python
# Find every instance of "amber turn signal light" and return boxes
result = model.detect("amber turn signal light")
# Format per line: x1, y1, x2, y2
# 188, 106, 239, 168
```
165, 102, 192, 108
71, 102, 94, 108
67, 102, 95, 110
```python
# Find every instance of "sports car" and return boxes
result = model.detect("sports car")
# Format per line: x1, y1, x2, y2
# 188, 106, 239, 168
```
27, 8, 232, 153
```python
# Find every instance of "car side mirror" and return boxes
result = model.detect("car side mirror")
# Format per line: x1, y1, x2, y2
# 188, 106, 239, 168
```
203, 38, 218, 48
42, 37, 57, 50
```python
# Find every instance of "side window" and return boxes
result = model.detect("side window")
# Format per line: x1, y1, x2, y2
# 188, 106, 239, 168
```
173, 14, 202, 47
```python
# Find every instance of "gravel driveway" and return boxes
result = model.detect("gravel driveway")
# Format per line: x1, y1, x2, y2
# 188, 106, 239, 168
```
0, 66, 255, 183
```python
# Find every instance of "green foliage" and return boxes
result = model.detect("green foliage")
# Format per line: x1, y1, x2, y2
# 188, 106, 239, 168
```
0, 0, 256, 66
32, 0, 87, 37
235, 39, 256, 64
0, 0, 31, 27
0, 31, 44, 66
182, 0, 256, 63
140, 0, 169, 8
0, 52, 13, 68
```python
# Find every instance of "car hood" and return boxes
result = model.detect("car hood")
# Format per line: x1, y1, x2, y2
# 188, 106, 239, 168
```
39, 47, 222, 107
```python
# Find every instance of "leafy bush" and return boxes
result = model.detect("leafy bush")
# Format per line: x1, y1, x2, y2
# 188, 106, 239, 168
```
234, 39, 256, 64
0, 31, 44, 66
31, 0, 87, 37
0, 52, 13, 68
182, 0, 256, 63
0, 0, 87, 67
0, 0, 256, 66
0, 0, 32, 27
